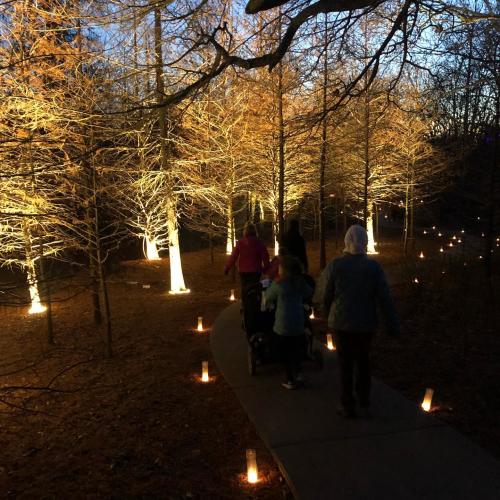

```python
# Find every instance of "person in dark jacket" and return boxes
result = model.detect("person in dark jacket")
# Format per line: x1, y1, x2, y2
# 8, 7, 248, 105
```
281, 219, 308, 273
265, 256, 313, 390
315, 224, 399, 417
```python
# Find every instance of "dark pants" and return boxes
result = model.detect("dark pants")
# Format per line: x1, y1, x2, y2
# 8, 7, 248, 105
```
334, 330, 373, 409
240, 272, 261, 338
279, 335, 303, 382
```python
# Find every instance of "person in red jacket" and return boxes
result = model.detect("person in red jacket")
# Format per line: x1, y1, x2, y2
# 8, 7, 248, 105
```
225, 222, 270, 294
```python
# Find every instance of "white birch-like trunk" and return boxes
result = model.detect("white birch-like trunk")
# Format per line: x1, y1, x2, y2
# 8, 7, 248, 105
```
226, 216, 235, 255
145, 236, 160, 261
27, 263, 46, 314
367, 205, 378, 254
167, 202, 189, 294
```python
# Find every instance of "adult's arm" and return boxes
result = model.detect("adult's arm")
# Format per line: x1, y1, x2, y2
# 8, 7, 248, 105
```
224, 241, 240, 274
260, 242, 270, 273
314, 261, 335, 315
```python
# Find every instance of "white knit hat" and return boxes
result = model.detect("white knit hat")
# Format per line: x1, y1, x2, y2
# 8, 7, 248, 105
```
343, 224, 368, 255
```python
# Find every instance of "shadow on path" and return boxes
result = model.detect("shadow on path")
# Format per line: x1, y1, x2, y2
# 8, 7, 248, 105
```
211, 303, 500, 500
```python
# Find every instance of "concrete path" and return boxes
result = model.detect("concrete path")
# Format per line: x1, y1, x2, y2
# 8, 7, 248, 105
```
211, 303, 500, 500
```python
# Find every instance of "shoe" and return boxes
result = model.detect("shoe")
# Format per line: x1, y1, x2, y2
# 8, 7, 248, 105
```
281, 381, 297, 390
336, 405, 357, 418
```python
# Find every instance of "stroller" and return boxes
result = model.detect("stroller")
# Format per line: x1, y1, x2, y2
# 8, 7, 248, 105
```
242, 278, 324, 376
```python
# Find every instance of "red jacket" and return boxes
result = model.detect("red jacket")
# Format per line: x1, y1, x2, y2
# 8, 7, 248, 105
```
225, 236, 270, 274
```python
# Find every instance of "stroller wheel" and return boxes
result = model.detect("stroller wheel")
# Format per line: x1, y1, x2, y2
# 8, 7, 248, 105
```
248, 348, 257, 376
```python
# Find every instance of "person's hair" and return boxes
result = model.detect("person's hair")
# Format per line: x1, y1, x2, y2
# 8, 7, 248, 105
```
244, 222, 258, 237
280, 255, 304, 288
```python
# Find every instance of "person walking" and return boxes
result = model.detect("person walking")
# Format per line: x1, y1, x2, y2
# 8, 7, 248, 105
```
316, 224, 399, 417
265, 256, 313, 390
281, 219, 308, 273
225, 222, 270, 336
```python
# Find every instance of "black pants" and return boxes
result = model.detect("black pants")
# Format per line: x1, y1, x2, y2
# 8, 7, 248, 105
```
279, 335, 304, 382
334, 331, 373, 409
240, 272, 261, 338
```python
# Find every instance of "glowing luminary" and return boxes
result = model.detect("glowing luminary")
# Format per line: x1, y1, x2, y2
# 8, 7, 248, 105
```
201, 361, 209, 382
419, 251, 425, 259
413, 278, 419, 284
145, 237, 160, 261
197, 316, 204, 332
432, 226, 436, 230
423, 230, 427, 235
481, 232, 485, 238
421, 388, 434, 412
452, 235, 457, 240
229, 289, 236, 301
439, 247, 444, 253
384, 215, 388, 219
461, 229, 465, 234
479, 255, 483, 260
448, 242, 454, 248
326, 334, 335, 351
458, 239, 462, 243
309, 308, 315, 320
28, 283, 46, 315
246, 449, 258, 484
438, 232, 442, 237
226, 221, 235, 255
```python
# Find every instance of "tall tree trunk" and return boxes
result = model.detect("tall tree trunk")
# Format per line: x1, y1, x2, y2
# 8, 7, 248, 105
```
154, 7, 188, 293
319, 14, 328, 269
276, 10, 285, 243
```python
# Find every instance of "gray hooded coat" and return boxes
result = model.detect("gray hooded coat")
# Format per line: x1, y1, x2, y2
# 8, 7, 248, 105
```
315, 225, 399, 335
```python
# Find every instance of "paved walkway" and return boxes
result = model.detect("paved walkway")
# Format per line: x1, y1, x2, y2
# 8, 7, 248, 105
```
211, 303, 500, 500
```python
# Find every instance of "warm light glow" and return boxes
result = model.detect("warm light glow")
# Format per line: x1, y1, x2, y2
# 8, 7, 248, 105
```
197, 316, 204, 332
461, 229, 465, 234
274, 237, 279, 257
432, 226, 436, 230
419, 251, 424, 259
229, 289, 235, 301
413, 277, 419, 284
439, 247, 444, 253
452, 235, 457, 240
201, 361, 209, 382
448, 242, 453, 247
438, 232, 442, 237
309, 308, 315, 320
366, 211, 378, 255
226, 218, 235, 255
326, 333, 335, 351
423, 230, 427, 235
246, 449, 258, 484
145, 237, 160, 261
28, 283, 46, 315
168, 245, 190, 294
421, 388, 434, 412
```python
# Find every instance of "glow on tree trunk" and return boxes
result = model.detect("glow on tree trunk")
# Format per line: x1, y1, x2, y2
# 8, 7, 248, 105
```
366, 209, 378, 255
145, 236, 160, 261
167, 205, 189, 294
27, 266, 46, 314
226, 216, 235, 255
274, 237, 279, 256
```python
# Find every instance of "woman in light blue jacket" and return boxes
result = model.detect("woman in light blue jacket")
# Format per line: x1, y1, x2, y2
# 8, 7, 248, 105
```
265, 256, 313, 390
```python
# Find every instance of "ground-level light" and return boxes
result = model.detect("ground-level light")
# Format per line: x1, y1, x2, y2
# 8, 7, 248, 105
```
421, 388, 434, 412
197, 316, 204, 332
309, 308, 315, 320
439, 247, 444, 253
326, 333, 335, 351
419, 251, 424, 259
28, 284, 47, 315
246, 449, 258, 484
230, 289, 236, 301
413, 278, 419, 284
201, 361, 209, 382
